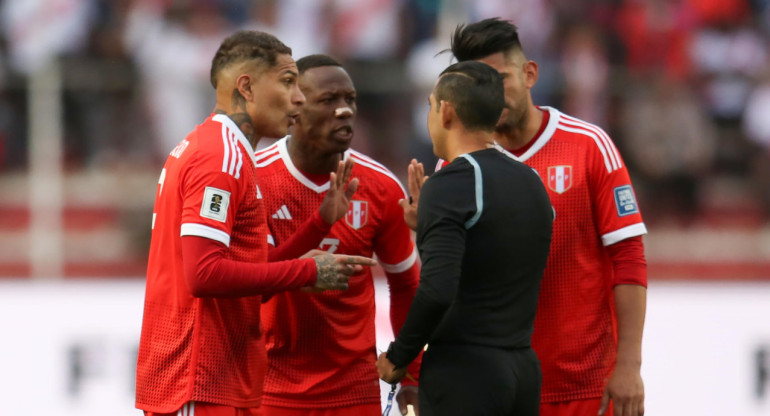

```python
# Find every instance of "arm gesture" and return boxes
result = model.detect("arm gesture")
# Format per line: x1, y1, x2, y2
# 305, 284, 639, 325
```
319, 158, 358, 224
398, 159, 427, 231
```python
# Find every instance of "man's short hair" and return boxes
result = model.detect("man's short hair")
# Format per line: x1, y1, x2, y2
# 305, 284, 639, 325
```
296, 54, 342, 74
451, 17, 523, 62
435, 61, 505, 132
210, 30, 292, 88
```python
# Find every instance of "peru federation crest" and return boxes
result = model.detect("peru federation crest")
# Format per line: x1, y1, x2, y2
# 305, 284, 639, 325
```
345, 200, 368, 230
547, 165, 572, 194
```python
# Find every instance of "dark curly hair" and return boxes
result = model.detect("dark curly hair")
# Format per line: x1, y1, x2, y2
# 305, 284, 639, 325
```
210, 30, 292, 88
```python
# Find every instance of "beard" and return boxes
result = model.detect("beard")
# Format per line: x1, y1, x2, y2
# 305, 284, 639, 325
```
495, 103, 527, 134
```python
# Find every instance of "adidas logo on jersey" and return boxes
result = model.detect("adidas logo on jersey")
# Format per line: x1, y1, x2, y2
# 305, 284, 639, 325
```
271, 205, 293, 220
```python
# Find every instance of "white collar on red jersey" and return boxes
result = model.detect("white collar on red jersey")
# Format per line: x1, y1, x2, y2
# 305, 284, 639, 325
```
513, 106, 560, 163
212, 114, 257, 167
275, 136, 352, 194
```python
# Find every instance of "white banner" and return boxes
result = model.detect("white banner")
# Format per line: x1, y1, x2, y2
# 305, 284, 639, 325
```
0, 279, 768, 415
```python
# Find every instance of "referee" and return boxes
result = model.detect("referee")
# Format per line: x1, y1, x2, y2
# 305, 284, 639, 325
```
376, 61, 553, 416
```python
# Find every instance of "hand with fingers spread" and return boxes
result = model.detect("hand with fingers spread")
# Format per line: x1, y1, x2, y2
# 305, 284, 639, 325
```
319, 158, 359, 224
398, 159, 428, 231
310, 253, 377, 291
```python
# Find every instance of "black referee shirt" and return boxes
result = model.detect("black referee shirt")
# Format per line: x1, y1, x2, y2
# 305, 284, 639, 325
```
388, 147, 553, 368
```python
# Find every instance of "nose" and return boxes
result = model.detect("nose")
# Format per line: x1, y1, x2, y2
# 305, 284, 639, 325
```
334, 107, 354, 119
291, 83, 306, 106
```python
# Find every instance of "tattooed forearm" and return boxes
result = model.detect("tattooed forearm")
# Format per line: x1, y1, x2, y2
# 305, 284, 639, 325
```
314, 254, 340, 290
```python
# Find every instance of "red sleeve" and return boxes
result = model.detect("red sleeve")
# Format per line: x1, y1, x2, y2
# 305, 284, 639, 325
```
587, 128, 647, 246
268, 210, 331, 261
606, 235, 648, 287
385, 262, 422, 384
182, 235, 317, 297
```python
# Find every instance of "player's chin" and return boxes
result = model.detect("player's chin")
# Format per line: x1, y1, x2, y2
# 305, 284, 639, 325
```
330, 132, 353, 151
264, 125, 289, 139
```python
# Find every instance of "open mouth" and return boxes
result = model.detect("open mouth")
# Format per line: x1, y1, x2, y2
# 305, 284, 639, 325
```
333, 125, 353, 139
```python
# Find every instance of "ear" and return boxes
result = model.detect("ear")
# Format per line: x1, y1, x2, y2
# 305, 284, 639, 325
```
524, 60, 539, 89
439, 100, 454, 129
235, 73, 254, 102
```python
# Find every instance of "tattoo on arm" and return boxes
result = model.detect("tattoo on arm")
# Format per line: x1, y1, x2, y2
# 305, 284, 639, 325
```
314, 254, 338, 289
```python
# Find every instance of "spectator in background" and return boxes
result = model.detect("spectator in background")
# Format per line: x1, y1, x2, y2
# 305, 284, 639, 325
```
244, 0, 332, 67
742, 66, 770, 217
135, 30, 376, 416
688, 0, 766, 173
621, 74, 717, 223
124, 0, 229, 157
443, 18, 648, 416
255, 54, 421, 416
616, 0, 696, 82
559, 23, 609, 126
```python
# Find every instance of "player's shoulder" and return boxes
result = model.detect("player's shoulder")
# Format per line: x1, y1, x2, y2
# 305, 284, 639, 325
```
180, 116, 236, 165
552, 108, 615, 146
550, 108, 624, 172
347, 149, 405, 191
254, 139, 283, 167
424, 156, 475, 193
434, 154, 474, 175
254, 139, 289, 183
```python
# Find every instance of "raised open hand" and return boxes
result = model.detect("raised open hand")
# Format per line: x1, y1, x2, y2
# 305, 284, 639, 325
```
397, 159, 427, 231
319, 158, 359, 225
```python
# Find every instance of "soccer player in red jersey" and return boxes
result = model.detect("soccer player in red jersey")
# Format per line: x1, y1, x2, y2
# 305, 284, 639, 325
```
135, 32, 376, 416
426, 18, 648, 416
254, 54, 421, 416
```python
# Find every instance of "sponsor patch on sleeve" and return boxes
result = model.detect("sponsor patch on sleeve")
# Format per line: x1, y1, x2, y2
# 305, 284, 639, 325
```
614, 185, 639, 217
200, 187, 230, 223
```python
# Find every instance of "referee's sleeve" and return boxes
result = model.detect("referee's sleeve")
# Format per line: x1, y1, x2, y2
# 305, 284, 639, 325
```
388, 162, 477, 368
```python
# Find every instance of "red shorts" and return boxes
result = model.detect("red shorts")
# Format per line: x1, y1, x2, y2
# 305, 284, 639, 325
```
144, 402, 263, 416
540, 398, 613, 416
259, 403, 381, 416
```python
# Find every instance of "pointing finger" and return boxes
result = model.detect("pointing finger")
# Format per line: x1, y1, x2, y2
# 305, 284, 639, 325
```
340, 255, 377, 266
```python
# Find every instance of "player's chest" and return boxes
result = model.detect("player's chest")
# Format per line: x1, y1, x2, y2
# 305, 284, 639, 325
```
267, 192, 377, 252
234, 172, 268, 229
527, 154, 589, 203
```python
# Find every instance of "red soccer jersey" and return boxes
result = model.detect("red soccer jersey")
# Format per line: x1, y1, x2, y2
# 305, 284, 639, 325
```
255, 138, 419, 408
136, 114, 270, 412
437, 107, 647, 402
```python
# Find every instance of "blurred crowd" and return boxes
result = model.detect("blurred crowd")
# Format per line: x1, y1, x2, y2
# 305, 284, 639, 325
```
1, 0, 770, 227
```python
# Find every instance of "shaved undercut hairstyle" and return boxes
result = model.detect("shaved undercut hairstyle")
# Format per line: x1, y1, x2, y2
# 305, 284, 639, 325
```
210, 30, 292, 88
450, 17, 524, 62
296, 54, 342, 74
435, 61, 505, 132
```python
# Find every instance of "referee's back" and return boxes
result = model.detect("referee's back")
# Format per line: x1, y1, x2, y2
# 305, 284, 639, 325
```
418, 147, 553, 349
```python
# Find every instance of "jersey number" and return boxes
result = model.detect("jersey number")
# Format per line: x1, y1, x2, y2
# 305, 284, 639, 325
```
152, 168, 167, 230
319, 238, 339, 253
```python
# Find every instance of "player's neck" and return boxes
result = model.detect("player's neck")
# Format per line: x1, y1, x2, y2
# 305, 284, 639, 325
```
443, 130, 495, 162
494, 105, 543, 151
213, 107, 260, 148
287, 136, 342, 175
